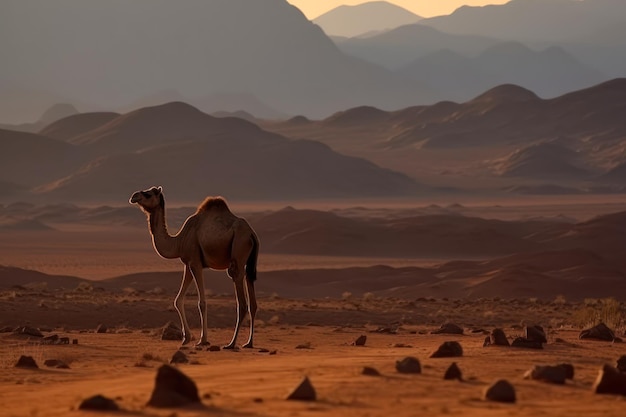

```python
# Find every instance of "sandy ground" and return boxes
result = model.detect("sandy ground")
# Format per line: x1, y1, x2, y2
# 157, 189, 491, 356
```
1, 312, 625, 417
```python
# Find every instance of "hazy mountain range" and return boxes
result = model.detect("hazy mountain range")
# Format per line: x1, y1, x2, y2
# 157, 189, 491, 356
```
2, 0, 624, 123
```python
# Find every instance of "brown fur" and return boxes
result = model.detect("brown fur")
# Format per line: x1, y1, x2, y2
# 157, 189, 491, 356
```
196, 197, 229, 213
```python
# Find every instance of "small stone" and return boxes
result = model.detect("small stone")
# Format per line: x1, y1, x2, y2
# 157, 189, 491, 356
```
147, 365, 201, 407
352, 335, 367, 346
430, 341, 463, 358
295, 342, 312, 349
524, 365, 567, 384
579, 323, 616, 341
395, 356, 421, 374
15, 355, 38, 368
95, 324, 107, 333
444, 362, 462, 381
511, 337, 543, 349
258, 348, 269, 353
170, 350, 189, 364
208, 345, 221, 352
525, 325, 547, 343
78, 395, 119, 411
15, 326, 43, 338
72, 339, 78, 344
286, 376, 316, 401
362, 366, 381, 376
431, 323, 464, 335
558, 363, 575, 379
44, 359, 70, 369
161, 321, 183, 341
616, 355, 626, 373
593, 364, 626, 396
484, 379, 516, 403
489, 328, 510, 346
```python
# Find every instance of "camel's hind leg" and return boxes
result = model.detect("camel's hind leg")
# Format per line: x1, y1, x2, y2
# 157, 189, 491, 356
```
243, 276, 257, 348
174, 265, 194, 345
190, 263, 210, 346
224, 232, 254, 349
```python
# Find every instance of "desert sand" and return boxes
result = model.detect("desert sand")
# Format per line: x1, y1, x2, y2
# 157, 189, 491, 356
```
1, 199, 626, 416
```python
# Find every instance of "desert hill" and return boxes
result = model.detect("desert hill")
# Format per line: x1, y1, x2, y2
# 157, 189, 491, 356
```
0, 102, 79, 133
40, 111, 120, 141
260, 79, 626, 191
494, 143, 590, 179
313, 1, 422, 38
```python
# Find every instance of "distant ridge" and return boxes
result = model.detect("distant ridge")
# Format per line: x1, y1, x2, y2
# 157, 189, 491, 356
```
40, 112, 119, 141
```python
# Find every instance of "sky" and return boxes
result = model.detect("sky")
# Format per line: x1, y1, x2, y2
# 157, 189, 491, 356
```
286, 0, 510, 19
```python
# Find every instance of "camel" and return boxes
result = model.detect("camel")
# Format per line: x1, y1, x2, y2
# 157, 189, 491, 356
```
129, 186, 259, 348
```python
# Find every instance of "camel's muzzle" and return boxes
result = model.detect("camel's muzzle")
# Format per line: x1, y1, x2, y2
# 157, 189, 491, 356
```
129, 192, 142, 204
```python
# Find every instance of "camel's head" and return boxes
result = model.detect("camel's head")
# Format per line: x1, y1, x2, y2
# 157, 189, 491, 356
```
129, 186, 164, 212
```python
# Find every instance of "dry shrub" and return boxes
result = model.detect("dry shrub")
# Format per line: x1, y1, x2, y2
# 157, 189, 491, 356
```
572, 297, 624, 329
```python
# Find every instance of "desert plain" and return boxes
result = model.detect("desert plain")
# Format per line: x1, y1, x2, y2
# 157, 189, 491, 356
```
1, 197, 626, 417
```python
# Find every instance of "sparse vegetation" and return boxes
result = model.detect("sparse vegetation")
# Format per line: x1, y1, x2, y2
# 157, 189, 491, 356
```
572, 297, 624, 330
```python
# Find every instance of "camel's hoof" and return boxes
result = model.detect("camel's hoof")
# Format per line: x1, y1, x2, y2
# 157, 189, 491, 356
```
223, 344, 236, 350
242, 342, 254, 349
181, 335, 194, 346
196, 340, 210, 347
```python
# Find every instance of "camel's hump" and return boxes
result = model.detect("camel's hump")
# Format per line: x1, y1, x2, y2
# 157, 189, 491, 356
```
196, 197, 229, 213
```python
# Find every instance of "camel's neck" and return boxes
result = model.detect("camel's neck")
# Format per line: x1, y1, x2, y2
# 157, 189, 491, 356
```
148, 207, 180, 259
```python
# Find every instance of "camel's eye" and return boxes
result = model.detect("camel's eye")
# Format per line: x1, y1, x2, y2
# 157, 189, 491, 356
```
141, 191, 152, 198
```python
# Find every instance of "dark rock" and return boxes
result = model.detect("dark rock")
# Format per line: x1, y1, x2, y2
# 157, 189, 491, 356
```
489, 328, 510, 346
444, 362, 463, 381
558, 363, 575, 380
15, 326, 43, 338
617, 355, 626, 372
511, 337, 543, 349
395, 357, 421, 374
78, 395, 119, 411
208, 345, 221, 352
430, 341, 463, 358
95, 324, 107, 333
0, 326, 13, 333
44, 359, 70, 369
484, 379, 516, 403
147, 365, 201, 407
593, 364, 626, 396
579, 323, 616, 341
43, 334, 59, 344
71, 338, 78, 344
524, 365, 567, 384
362, 366, 381, 376
161, 321, 183, 341
15, 355, 38, 368
170, 350, 188, 364
431, 323, 464, 335
525, 325, 547, 343
352, 335, 367, 346
286, 376, 316, 401
370, 326, 397, 334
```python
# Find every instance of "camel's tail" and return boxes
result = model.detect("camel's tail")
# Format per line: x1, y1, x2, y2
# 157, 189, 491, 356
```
246, 233, 259, 283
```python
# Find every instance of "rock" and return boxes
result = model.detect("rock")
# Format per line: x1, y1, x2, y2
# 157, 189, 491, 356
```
395, 357, 421, 374
0, 326, 13, 333
593, 364, 626, 396
170, 350, 189, 364
286, 376, 316, 401
579, 323, 616, 341
95, 324, 107, 333
444, 362, 463, 381
44, 359, 70, 369
558, 363, 575, 380
524, 365, 567, 384
430, 341, 463, 358
370, 326, 397, 334
511, 337, 543, 349
72, 338, 78, 344
362, 366, 381, 376
352, 335, 367, 346
208, 345, 221, 352
488, 328, 510, 346
78, 395, 119, 411
15, 326, 43, 338
161, 321, 183, 341
431, 323, 464, 334
484, 379, 516, 403
15, 355, 38, 368
617, 355, 626, 373
525, 325, 547, 343
147, 365, 201, 407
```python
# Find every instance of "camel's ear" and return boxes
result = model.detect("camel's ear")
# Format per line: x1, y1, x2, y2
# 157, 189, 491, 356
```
156, 186, 163, 195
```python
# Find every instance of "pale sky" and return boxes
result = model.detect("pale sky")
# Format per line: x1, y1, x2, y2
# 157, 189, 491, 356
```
287, 0, 510, 19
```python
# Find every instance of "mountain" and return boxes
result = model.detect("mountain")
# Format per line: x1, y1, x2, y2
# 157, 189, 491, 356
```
0, 0, 433, 118
494, 142, 590, 179
0, 102, 79, 133
313, 1, 421, 38
397, 42, 606, 102
335, 23, 499, 69
419, 0, 626, 43
0, 101, 419, 203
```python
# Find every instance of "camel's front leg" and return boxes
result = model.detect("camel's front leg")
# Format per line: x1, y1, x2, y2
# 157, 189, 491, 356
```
174, 265, 194, 345
190, 263, 210, 346
224, 263, 247, 350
